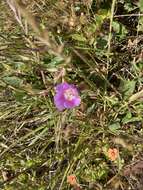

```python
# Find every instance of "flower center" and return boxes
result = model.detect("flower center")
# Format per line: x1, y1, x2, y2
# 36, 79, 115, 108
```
64, 89, 75, 101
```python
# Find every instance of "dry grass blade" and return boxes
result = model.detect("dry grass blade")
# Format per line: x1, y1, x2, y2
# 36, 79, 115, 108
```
129, 89, 143, 103
0, 0, 143, 189
7, 0, 71, 64
6, 0, 24, 30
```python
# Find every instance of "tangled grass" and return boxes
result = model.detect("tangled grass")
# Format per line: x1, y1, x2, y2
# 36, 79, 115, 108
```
0, 0, 143, 189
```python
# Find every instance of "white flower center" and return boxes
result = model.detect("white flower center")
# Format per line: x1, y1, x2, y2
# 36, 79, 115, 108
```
64, 89, 75, 101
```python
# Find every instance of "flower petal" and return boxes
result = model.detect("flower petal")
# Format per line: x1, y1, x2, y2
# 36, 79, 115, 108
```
73, 97, 81, 106
54, 94, 65, 111
64, 94, 81, 107
55, 82, 69, 92
54, 83, 81, 111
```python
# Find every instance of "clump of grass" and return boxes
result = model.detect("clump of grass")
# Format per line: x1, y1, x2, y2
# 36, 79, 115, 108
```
0, 0, 143, 189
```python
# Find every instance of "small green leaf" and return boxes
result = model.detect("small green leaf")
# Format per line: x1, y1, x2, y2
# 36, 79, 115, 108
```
71, 33, 86, 42
108, 122, 120, 133
119, 80, 136, 99
124, 2, 136, 11
14, 91, 26, 102
44, 56, 63, 67
122, 112, 142, 124
3, 76, 23, 87
49, 57, 63, 66
122, 112, 132, 124
112, 21, 120, 33
112, 21, 127, 39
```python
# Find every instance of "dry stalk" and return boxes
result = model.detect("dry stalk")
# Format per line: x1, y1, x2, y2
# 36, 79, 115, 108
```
6, 0, 71, 65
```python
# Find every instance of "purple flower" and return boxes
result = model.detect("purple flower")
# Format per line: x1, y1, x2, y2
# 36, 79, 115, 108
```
54, 82, 81, 111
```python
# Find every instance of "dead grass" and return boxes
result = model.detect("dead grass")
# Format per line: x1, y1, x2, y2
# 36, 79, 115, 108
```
0, 0, 143, 190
